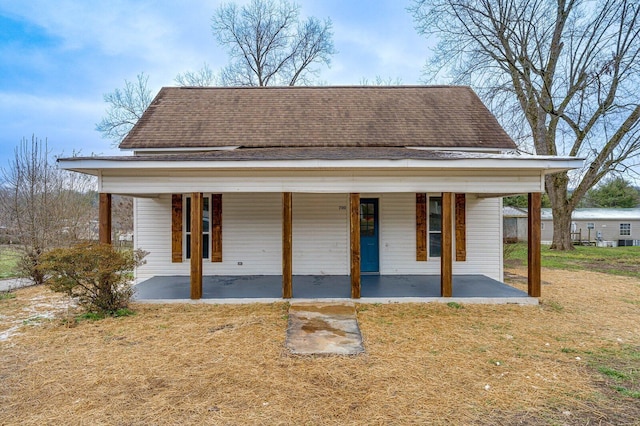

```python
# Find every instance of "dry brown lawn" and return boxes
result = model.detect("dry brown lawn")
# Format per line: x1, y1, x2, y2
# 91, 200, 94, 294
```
1, 268, 639, 425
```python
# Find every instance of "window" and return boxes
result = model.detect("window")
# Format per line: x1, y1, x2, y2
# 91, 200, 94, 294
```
587, 222, 595, 230
360, 202, 376, 236
185, 195, 210, 259
620, 223, 631, 236
428, 196, 442, 257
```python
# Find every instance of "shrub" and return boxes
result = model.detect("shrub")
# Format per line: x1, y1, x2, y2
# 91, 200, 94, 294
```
41, 243, 147, 315
17, 247, 46, 285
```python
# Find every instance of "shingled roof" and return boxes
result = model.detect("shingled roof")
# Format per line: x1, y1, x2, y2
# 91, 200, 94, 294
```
119, 86, 516, 150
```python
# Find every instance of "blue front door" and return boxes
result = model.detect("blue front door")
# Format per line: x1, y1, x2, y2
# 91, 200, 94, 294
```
360, 199, 379, 273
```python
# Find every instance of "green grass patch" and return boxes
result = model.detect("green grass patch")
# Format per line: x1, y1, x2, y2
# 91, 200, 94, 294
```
504, 243, 640, 278
615, 386, 640, 399
76, 308, 136, 322
0, 291, 16, 300
598, 366, 628, 380
588, 345, 640, 400
0, 246, 21, 279
544, 300, 564, 312
446, 301, 463, 309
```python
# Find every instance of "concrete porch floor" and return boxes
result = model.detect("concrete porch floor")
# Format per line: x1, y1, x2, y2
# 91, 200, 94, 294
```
133, 274, 536, 305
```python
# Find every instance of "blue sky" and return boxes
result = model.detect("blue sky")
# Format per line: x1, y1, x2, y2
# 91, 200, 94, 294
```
0, 0, 431, 166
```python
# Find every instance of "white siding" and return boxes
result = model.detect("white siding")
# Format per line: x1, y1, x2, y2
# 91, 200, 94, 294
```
134, 195, 177, 280
135, 192, 503, 281
377, 194, 502, 280
102, 169, 544, 195
292, 193, 349, 274
135, 193, 282, 280
216, 193, 282, 275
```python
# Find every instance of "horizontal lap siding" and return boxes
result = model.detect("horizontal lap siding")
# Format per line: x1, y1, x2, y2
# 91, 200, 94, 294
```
134, 193, 502, 281
379, 194, 501, 280
134, 194, 282, 280
216, 193, 281, 275
135, 195, 182, 280
102, 171, 544, 194
460, 197, 502, 280
292, 193, 349, 275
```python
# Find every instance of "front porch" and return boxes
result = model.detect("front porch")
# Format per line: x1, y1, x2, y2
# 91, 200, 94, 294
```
133, 274, 535, 304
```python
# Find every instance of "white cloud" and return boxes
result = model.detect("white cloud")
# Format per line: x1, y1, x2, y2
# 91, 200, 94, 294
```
0, 0, 222, 86
0, 92, 117, 164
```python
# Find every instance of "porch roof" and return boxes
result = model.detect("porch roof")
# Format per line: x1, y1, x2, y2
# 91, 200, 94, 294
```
58, 148, 582, 176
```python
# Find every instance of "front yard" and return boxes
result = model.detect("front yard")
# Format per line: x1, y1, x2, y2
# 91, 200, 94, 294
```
0, 245, 20, 279
505, 243, 640, 279
1, 267, 639, 424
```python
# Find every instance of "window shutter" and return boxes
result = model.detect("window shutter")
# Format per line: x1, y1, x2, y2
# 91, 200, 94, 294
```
455, 193, 466, 261
416, 193, 427, 261
171, 194, 183, 262
211, 194, 222, 262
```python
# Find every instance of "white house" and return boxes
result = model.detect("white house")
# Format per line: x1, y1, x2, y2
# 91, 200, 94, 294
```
59, 86, 581, 300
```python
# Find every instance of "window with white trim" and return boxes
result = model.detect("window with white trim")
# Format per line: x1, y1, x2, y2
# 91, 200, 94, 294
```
620, 223, 631, 236
428, 196, 442, 257
185, 195, 211, 259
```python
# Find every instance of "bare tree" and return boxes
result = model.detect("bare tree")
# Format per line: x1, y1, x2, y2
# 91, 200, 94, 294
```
112, 195, 133, 244
411, 0, 640, 249
175, 63, 218, 87
359, 76, 404, 86
96, 73, 153, 146
0, 136, 96, 284
212, 0, 336, 86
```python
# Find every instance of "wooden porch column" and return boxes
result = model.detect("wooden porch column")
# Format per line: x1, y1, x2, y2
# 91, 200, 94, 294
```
99, 193, 112, 245
350, 193, 361, 299
282, 192, 293, 299
190, 192, 203, 300
441, 192, 453, 297
528, 192, 542, 297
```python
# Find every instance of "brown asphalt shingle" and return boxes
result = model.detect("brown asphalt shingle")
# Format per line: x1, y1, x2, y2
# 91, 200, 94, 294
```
119, 86, 516, 150
65, 147, 517, 163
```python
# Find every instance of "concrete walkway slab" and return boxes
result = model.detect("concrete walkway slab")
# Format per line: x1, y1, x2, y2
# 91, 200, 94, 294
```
286, 303, 365, 355
0, 278, 34, 292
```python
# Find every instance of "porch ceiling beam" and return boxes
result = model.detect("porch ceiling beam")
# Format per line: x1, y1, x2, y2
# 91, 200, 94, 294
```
190, 192, 203, 300
350, 193, 361, 299
441, 192, 453, 297
528, 193, 542, 297
282, 192, 293, 299
99, 193, 112, 245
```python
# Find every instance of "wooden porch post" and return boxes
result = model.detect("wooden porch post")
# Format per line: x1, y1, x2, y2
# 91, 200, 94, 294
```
441, 192, 453, 297
190, 192, 203, 300
282, 192, 293, 299
350, 193, 361, 299
528, 192, 542, 297
99, 193, 112, 245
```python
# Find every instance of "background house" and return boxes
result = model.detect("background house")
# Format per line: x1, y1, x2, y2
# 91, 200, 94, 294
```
503, 206, 529, 243
541, 208, 640, 246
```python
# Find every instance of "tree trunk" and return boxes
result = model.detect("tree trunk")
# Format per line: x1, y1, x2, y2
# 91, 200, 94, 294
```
549, 205, 574, 250
546, 172, 575, 251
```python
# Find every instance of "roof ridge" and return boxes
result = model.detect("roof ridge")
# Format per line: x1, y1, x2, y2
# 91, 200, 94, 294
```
169, 85, 472, 90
